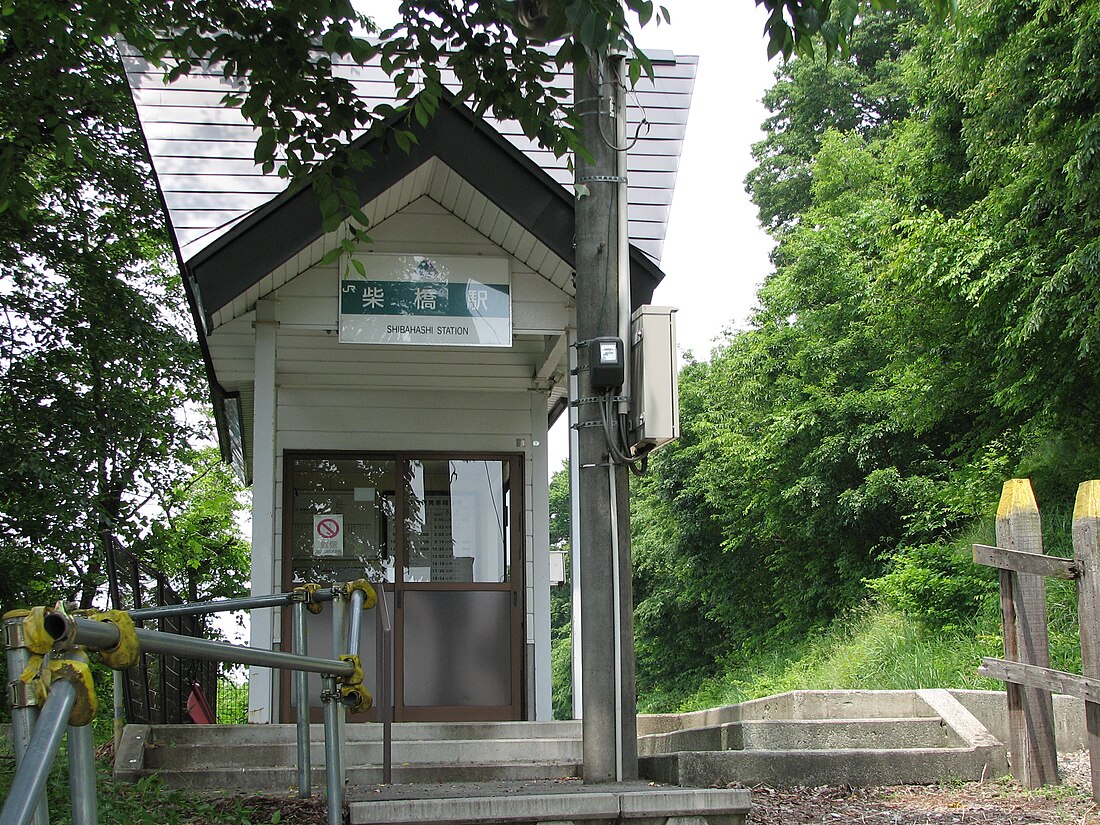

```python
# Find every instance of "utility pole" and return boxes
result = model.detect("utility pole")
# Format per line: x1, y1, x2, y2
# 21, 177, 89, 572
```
574, 49, 639, 784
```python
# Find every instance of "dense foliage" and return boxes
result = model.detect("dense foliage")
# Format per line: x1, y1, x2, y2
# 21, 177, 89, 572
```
630, 0, 1100, 709
0, 16, 228, 609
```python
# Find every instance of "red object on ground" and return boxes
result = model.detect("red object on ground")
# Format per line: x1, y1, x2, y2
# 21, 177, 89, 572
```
186, 681, 215, 724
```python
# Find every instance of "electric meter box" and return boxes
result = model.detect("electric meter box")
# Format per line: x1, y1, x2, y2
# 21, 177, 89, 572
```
629, 305, 680, 449
589, 336, 626, 389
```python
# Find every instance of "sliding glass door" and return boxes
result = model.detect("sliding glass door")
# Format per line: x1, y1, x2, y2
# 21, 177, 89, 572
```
282, 452, 524, 722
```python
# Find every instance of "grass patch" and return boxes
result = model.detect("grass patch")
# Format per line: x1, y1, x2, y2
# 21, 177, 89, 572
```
659, 604, 1010, 713
643, 507, 1087, 714
0, 736, 310, 825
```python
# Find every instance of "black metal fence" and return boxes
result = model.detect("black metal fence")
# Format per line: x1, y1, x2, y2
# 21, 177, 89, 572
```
215, 666, 249, 724
113, 545, 220, 725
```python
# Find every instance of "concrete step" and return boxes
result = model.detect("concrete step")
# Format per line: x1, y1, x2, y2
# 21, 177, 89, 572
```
641, 744, 1007, 789
143, 737, 582, 770
143, 721, 581, 747
144, 761, 584, 792
347, 784, 751, 825
118, 721, 587, 791
735, 717, 959, 750
638, 716, 959, 756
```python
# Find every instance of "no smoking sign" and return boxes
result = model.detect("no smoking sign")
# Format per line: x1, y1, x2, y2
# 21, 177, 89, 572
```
313, 514, 344, 557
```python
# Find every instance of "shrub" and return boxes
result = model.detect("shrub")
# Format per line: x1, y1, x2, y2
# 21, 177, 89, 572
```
868, 541, 997, 631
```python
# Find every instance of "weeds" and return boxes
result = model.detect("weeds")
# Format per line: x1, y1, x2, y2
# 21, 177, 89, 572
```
0, 739, 305, 825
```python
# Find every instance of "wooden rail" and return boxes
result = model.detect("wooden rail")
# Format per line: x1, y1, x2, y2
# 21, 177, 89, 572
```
972, 479, 1100, 801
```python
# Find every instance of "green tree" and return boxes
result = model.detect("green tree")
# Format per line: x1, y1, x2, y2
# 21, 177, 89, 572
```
631, 359, 736, 701
133, 446, 251, 606
0, 7, 209, 609
746, 0, 923, 234
631, 0, 1100, 712
0, 137, 203, 609
549, 460, 571, 549
547, 461, 574, 717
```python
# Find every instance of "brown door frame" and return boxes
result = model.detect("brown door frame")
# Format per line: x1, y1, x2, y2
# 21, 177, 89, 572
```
280, 450, 526, 723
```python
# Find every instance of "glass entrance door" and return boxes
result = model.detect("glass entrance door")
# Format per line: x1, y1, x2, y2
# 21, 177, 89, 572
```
283, 453, 524, 722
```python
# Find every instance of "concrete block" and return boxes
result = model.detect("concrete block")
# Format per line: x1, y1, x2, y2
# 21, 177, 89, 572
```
730, 717, 957, 750
949, 689, 1086, 752
786, 690, 937, 721
916, 689, 1002, 751
637, 726, 722, 756
113, 724, 150, 783
617, 788, 750, 818
641, 746, 1008, 789
637, 715, 685, 737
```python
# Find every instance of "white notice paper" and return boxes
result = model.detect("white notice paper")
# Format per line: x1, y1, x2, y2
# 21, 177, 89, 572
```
313, 514, 344, 557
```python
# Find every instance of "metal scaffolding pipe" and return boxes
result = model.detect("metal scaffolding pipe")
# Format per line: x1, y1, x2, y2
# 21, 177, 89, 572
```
67, 723, 96, 825
293, 600, 312, 799
375, 584, 393, 784
0, 680, 76, 825
45, 615, 355, 679
331, 589, 348, 788
112, 669, 125, 753
322, 676, 344, 825
3, 616, 49, 825
128, 589, 334, 621
347, 587, 365, 660
331, 591, 347, 660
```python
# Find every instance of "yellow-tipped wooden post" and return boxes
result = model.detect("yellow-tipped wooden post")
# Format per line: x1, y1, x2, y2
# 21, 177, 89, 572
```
1073, 480, 1100, 801
995, 479, 1059, 787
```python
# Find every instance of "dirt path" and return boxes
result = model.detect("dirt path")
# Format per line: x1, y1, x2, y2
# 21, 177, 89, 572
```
747, 782, 1097, 824
212, 754, 1100, 824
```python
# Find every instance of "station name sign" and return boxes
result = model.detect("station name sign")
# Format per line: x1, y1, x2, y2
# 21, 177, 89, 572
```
339, 254, 511, 347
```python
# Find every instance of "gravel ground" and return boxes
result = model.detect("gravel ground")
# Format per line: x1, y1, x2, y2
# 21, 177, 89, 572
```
745, 752, 1097, 825
746, 782, 1096, 824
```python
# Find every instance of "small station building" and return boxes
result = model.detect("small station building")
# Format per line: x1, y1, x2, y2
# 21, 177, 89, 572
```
122, 46, 695, 724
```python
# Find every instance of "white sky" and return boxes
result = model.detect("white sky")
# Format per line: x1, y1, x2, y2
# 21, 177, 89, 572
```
635, 3, 778, 356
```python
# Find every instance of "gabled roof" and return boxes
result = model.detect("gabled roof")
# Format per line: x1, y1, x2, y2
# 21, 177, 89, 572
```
120, 42, 696, 270
183, 91, 668, 329
120, 45, 696, 473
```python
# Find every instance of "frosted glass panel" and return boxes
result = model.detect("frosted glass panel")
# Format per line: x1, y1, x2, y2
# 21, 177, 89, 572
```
402, 590, 511, 707
300, 596, 394, 710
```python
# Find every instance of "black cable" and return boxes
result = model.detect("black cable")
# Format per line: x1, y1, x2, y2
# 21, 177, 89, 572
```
597, 386, 649, 471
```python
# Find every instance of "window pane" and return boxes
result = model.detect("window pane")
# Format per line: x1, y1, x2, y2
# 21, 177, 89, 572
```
403, 460, 509, 583
289, 457, 396, 584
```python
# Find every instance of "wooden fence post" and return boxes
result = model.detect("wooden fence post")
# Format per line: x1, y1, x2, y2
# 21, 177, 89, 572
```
996, 479, 1059, 787
1073, 480, 1100, 800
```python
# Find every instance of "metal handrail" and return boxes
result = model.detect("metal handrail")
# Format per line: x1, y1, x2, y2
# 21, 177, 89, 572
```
2, 585, 376, 825
44, 614, 356, 679
128, 588, 335, 621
